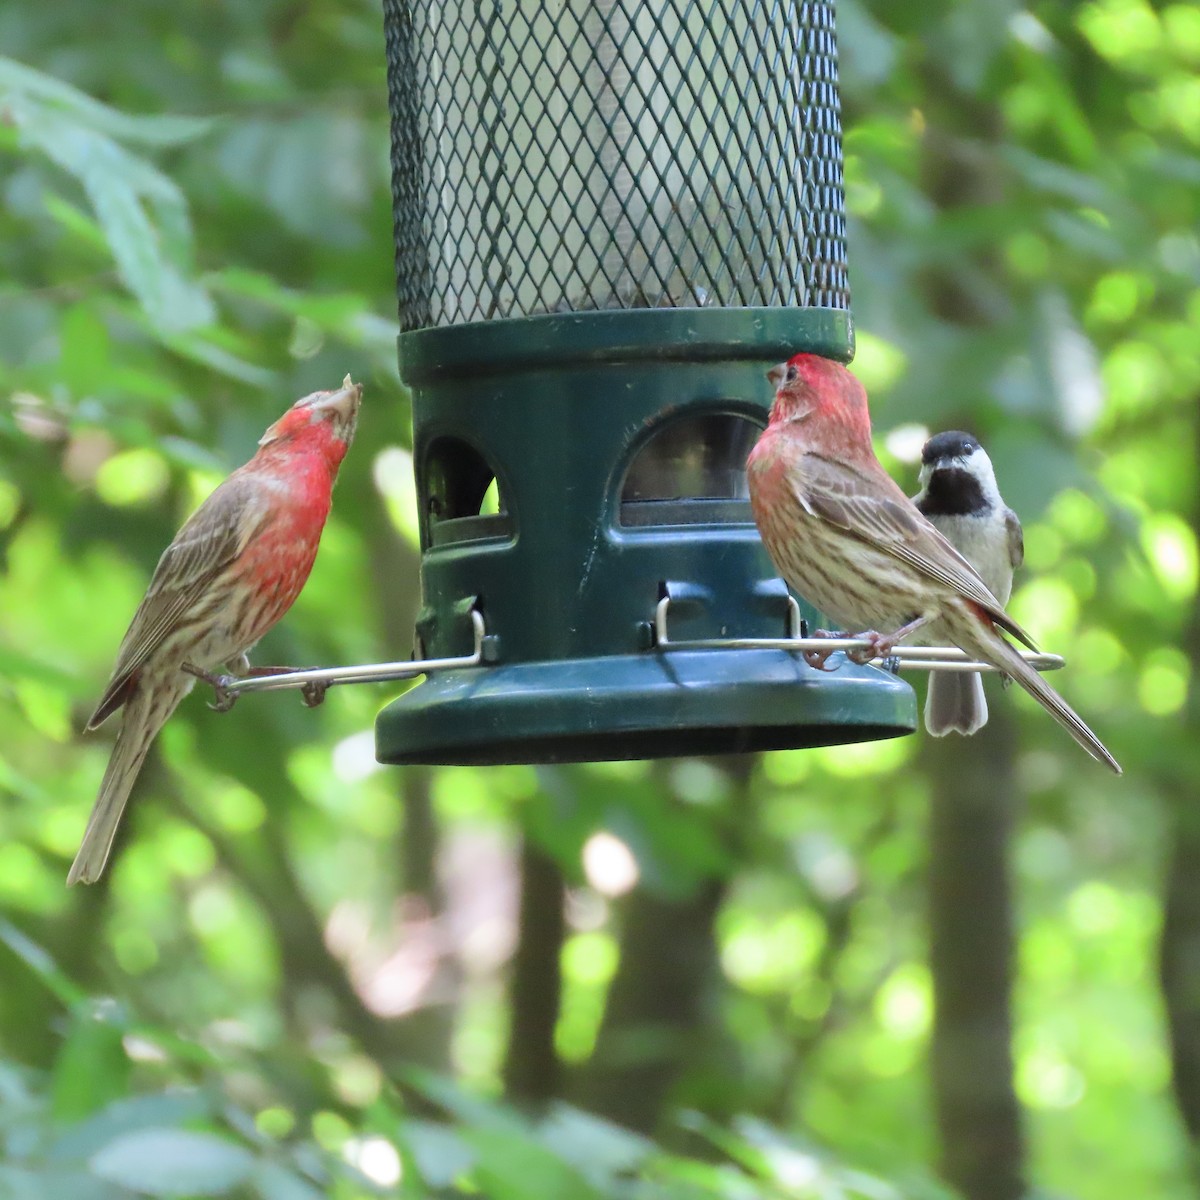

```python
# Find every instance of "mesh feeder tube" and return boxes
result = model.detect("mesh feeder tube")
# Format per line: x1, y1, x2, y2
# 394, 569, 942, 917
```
376, 0, 915, 764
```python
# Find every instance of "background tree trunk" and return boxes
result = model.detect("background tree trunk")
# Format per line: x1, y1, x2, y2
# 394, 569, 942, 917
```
569, 757, 752, 1132
570, 877, 725, 1132
915, 65, 1025, 1197
1159, 397, 1200, 1158
925, 723, 1024, 1200
502, 838, 567, 1104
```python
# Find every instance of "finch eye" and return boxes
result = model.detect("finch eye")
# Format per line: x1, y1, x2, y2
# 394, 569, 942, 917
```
785, 365, 798, 383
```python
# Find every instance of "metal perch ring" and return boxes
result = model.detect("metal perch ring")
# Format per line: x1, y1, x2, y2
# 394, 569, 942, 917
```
216, 609, 487, 696
211, 593, 1065, 702
653, 596, 1066, 675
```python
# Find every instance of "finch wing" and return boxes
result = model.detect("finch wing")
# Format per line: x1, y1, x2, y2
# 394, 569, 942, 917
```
87, 473, 270, 729
796, 452, 1037, 650
1005, 507, 1024, 571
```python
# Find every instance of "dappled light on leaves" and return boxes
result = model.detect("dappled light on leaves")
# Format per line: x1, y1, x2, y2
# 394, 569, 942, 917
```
848, 330, 907, 395
1137, 649, 1189, 716
882, 422, 929, 465
719, 909, 825, 995
94, 447, 169, 506
344, 1134, 402, 1187
1139, 513, 1198, 601
1, 0, 1197, 1195
331, 728, 381, 785
581, 832, 639, 898
1017, 1044, 1086, 1111
332, 1056, 382, 1108
1010, 576, 1081, 644
811, 735, 912, 779
557, 931, 619, 1063
372, 445, 420, 548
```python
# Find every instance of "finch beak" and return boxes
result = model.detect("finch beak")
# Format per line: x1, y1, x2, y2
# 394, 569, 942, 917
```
767, 363, 787, 391
314, 375, 363, 420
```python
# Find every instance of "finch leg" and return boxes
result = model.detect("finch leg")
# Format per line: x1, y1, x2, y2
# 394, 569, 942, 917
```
233, 663, 330, 709
844, 615, 932, 666
182, 662, 240, 712
184, 661, 328, 710
803, 629, 849, 672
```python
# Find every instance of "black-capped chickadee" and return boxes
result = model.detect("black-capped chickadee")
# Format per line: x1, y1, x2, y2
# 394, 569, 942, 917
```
913, 431, 1024, 738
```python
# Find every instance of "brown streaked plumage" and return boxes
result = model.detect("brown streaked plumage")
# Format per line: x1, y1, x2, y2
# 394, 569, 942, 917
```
70, 376, 363, 885
746, 353, 1120, 775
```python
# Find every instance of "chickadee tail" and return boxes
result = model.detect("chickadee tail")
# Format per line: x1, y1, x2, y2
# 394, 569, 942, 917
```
68, 682, 185, 886
959, 616, 1122, 776
924, 670, 988, 738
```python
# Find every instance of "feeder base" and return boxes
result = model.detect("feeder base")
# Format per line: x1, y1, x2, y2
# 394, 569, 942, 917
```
375, 648, 915, 766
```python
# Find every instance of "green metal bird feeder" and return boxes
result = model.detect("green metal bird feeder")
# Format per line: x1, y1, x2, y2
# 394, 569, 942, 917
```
372, 0, 918, 764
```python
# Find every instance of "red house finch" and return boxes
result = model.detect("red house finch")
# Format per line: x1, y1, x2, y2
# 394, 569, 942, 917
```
913, 431, 1023, 737
70, 376, 363, 886
746, 354, 1120, 775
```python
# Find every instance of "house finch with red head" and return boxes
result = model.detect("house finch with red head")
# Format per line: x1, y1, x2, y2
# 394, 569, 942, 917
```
70, 376, 363, 885
745, 353, 1120, 775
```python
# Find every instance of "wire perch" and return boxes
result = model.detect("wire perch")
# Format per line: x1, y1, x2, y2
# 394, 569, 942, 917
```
652, 595, 1066, 675
201, 594, 1065, 707
207, 609, 487, 700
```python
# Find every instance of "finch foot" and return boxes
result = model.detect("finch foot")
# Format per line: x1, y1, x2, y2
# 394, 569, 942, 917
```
803, 629, 849, 672
845, 630, 894, 666
844, 615, 933, 666
182, 663, 239, 712
241, 665, 329, 709
183, 663, 329, 709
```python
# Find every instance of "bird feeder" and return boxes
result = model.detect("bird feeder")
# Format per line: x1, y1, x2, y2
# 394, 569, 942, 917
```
372, 0, 917, 764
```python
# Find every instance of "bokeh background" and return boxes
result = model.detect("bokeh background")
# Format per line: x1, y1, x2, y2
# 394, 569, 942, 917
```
1, 1, 1196, 1197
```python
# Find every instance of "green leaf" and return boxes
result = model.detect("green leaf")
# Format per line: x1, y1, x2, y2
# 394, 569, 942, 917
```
466, 1128, 605, 1200
13, 105, 213, 333
401, 1120, 475, 1187
537, 1105, 653, 1183
0, 56, 214, 147
0, 921, 88, 1009
836, 1, 899, 90
40, 193, 111, 253
89, 1128, 255, 1196
1004, 147, 1120, 212
76, 139, 213, 333
50, 1091, 211, 1162
251, 1160, 326, 1200
0, 293, 58, 370
400, 1068, 526, 1136
58, 305, 112, 395
51, 1007, 131, 1121
158, 330, 276, 386
0, 1165, 113, 1200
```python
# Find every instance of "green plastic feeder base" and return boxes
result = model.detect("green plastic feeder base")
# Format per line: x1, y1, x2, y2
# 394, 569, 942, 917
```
377, 307, 917, 766
376, 649, 913, 766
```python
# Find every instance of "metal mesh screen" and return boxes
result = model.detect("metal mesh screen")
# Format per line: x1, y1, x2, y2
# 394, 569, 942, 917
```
384, 0, 848, 331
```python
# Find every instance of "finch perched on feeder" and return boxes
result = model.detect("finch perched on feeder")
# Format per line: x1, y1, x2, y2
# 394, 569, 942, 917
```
912, 431, 1023, 738
70, 376, 363, 886
745, 353, 1120, 775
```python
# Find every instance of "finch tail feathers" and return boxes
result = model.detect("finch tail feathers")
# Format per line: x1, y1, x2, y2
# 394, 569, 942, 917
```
952, 610, 1122, 775
925, 671, 988, 737
69, 680, 188, 885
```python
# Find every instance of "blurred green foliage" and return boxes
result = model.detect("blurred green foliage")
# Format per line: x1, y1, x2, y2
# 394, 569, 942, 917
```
1, 0, 1197, 1197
